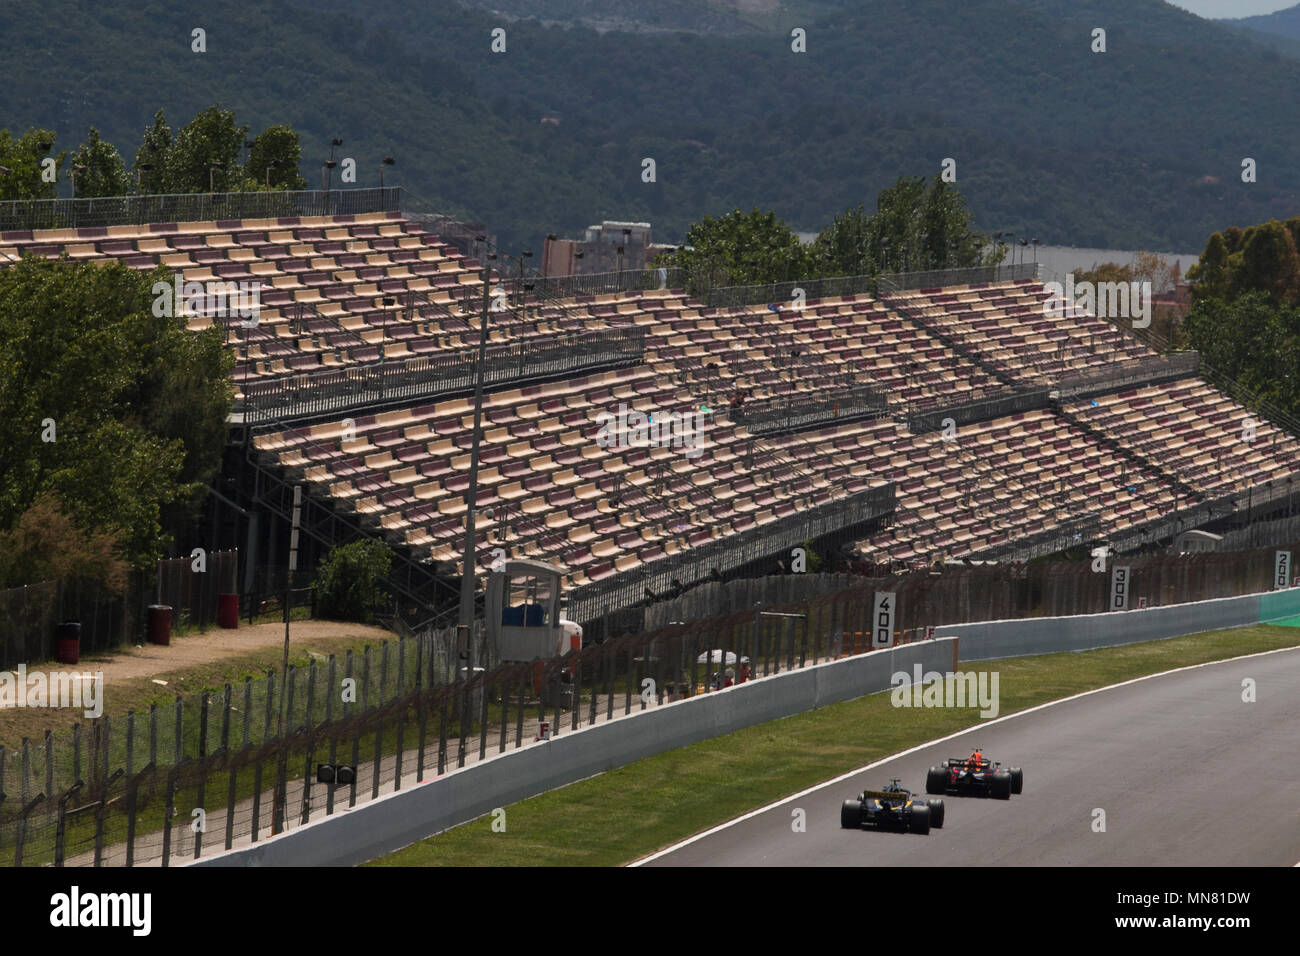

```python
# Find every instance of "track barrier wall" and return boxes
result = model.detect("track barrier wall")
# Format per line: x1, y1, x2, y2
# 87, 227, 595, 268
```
944, 587, 1300, 662
191, 637, 956, 867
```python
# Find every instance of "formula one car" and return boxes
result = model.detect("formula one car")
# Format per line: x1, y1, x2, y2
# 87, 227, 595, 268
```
926, 750, 1023, 799
841, 778, 945, 834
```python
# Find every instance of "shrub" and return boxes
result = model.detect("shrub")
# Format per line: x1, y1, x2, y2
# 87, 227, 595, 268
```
312, 540, 392, 623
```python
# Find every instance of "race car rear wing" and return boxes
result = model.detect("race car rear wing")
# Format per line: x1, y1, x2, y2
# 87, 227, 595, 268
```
946, 757, 994, 769
862, 790, 910, 801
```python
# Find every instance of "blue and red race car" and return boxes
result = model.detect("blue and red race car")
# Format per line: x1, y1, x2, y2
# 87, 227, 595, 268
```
925, 750, 1023, 800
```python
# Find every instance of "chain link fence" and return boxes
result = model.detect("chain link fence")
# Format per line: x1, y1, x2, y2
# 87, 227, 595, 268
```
0, 188, 401, 232
4, 537, 1297, 867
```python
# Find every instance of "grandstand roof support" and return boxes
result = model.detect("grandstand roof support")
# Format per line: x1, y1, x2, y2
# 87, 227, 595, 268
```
456, 262, 494, 656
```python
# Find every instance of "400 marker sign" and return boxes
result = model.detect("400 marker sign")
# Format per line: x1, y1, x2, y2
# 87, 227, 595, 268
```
872, 591, 897, 648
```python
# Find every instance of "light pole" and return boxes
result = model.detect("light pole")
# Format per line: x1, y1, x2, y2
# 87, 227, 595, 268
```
208, 162, 225, 194
380, 155, 395, 188
457, 239, 497, 662
265, 159, 282, 189
136, 162, 152, 194
71, 163, 88, 199
518, 249, 533, 314
621, 227, 631, 287
380, 295, 395, 362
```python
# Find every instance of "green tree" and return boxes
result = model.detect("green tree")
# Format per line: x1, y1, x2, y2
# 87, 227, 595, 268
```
244, 124, 308, 190
1188, 219, 1300, 307
0, 127, 63, 201
811, 178, 994, 279
0, 491, 128, 592
68, 127, 130, 198
867, 175, 997, 274
313, 540, 393, 623
0, 256, 233, 567
809, 204, 877, 278
915, 177, 996, 270
132, 109, 172, 194
658, 207, 812, 294
1181, 289, 1300, 414
1234, 220, 1300, 305
870, 176, 927, 273
164, 105, 247, 193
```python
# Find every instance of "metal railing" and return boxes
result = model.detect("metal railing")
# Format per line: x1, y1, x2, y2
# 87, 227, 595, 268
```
905, 386, 1052, 435
0, 188, 401, 232
1053, 352, 1202, 400
700, 272, 878, 311
1039, 264, 1300, 441
522, 267, 685, 300
877, 262, 1041, 293
731, 382, 891, 437
565, 481, 898, 625
236, 325, 646, 424
1104, 473, 1300, 554
967, 514, 1104, 563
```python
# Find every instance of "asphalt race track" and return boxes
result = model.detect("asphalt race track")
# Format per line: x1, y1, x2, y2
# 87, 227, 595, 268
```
639, 648, 1300, 866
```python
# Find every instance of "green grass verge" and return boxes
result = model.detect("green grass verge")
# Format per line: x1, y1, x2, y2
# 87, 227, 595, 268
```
369, 624, 1300, 867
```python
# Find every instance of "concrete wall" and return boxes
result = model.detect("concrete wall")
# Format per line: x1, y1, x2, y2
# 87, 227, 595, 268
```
193, 638, 957, 867
943, 587, 1300, 662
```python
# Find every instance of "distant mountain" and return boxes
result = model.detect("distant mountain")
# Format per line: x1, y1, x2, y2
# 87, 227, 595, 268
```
2, 0, 1299, 256
1222, 2, 1300, 42
453, 0, 849, 35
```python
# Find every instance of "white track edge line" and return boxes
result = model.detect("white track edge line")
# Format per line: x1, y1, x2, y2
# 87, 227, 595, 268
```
629, 643, 1300, 866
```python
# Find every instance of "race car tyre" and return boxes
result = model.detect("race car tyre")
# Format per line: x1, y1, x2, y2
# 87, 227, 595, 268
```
909, 803, 931, 834
925, 767, 948, 794
926, 798, 945, 828
991, 771, 1012, 800
1009, 767, 1023, 794
841, 799, 862, 829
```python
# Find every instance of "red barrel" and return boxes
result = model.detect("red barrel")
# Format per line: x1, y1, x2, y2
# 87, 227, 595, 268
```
55, 621, 80, 665
217, 593, 239, 629
147, 605, 172, 646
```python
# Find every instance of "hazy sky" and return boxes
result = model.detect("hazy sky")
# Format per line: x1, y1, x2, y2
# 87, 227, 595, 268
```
1166, 0, 1295, 18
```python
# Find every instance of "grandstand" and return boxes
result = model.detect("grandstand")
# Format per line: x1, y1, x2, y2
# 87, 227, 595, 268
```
3, 191, 1299, 633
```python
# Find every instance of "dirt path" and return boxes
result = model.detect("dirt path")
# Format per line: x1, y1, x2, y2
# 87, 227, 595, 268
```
77, 620, 400, 692
0, 619, 403, 745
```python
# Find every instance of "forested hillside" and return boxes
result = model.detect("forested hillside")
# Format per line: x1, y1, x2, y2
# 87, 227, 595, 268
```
1, 0, 1296, 252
